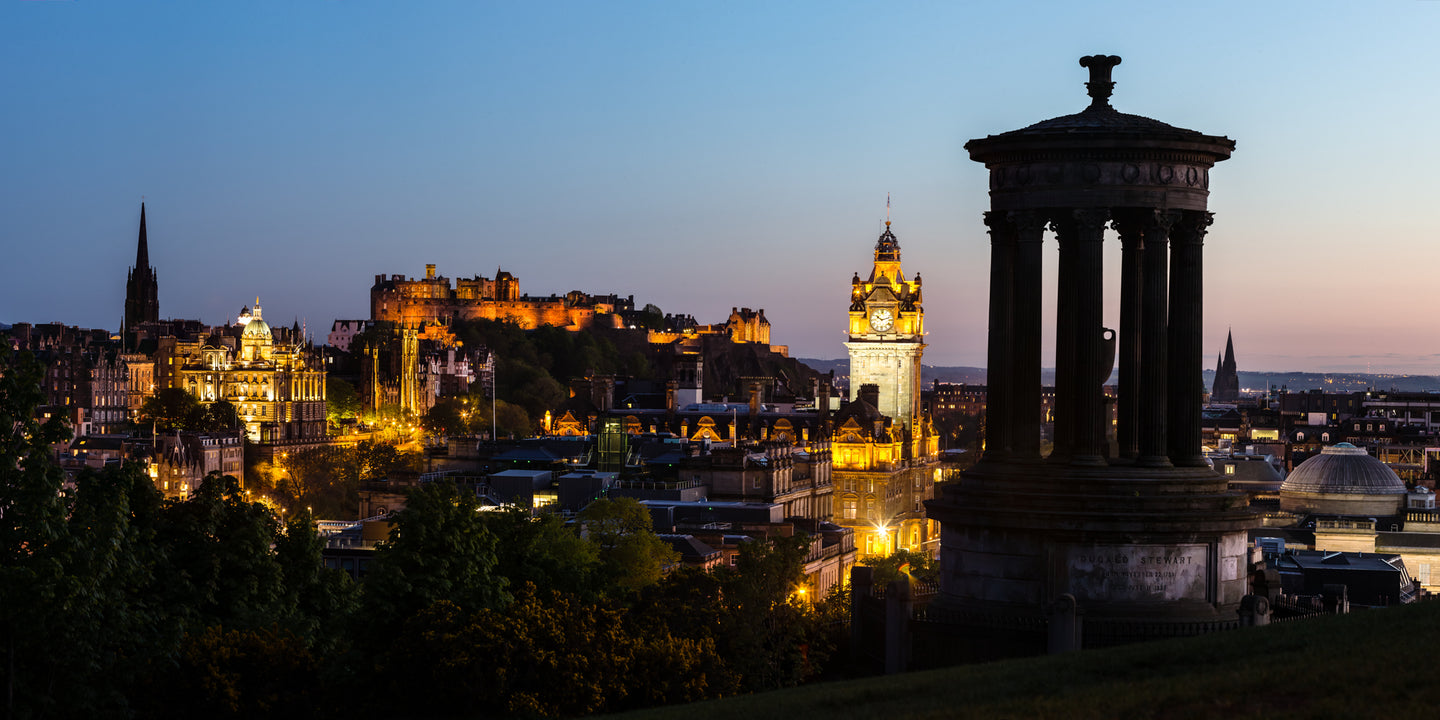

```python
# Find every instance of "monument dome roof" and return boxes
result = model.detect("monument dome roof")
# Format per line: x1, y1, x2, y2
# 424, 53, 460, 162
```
242, 317, 271, 339
1280, 443, 1406, 496
1012, 106, 1192, 135
966, 55, 1235, 162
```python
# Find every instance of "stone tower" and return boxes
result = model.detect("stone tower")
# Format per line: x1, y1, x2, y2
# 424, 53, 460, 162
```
124, 202, 159, 329
926, 56, 1256, 655
1211, 330, 1240, 402
844, 221, 925, 429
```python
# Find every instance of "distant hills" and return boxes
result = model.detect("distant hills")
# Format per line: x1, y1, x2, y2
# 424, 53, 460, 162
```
798, 359, 1440, 394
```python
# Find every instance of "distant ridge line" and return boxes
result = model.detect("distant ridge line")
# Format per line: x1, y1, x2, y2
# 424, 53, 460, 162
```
797, 358, 1440, 394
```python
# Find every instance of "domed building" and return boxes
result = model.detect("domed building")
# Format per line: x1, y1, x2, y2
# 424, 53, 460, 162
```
166, 298, 327, 444
1279, 443, 1407, 516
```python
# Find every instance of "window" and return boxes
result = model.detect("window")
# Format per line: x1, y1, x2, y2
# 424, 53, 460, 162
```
1224, 465, 1236, 475
866, 499, 876, 520
844, 499, 857, 520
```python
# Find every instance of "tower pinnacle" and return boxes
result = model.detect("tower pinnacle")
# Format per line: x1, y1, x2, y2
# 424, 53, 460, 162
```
124, 202, 159, 329
135, 202, 149, 270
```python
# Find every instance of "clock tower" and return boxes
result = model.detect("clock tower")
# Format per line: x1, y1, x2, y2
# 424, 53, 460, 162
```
845, 221, 925, 428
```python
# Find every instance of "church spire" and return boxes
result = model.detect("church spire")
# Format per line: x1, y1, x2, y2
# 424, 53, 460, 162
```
135, 202, 149, 270
124, 202, 159, 329
1210, 329, 1240, 402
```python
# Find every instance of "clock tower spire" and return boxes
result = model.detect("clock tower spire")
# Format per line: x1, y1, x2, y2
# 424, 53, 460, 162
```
845, 212, 925, 428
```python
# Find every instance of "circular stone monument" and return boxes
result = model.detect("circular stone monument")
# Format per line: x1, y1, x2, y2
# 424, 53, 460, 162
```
925, 56, 1257, 656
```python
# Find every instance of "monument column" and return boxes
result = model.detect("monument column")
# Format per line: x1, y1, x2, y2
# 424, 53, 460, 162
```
1112, 212, 1143, 461
1009, 210, 1046, 461
1168, 211, 1212, 466
1071, 208, 1110, 466
1137, 210, 1177, 467
983, 211, 1015, 462
1049, 214, 1077, 463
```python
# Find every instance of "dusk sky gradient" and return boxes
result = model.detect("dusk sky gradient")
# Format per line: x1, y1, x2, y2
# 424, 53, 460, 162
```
5, 2, 1440, 373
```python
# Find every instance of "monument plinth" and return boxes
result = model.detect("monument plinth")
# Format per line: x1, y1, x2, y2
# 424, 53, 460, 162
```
926, 56, 1257, 654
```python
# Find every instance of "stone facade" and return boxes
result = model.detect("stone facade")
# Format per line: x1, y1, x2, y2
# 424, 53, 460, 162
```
163, 300, 327, 444
370, 265, 627, 331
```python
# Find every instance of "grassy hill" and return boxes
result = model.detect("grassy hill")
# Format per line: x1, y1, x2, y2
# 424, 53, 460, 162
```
602, 600, 1440, 720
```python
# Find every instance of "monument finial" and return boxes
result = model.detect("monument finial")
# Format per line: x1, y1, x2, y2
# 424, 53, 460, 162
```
1078, 55, 1122, 110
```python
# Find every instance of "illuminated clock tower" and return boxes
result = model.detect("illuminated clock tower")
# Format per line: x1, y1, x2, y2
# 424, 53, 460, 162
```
845, 221, 925, 428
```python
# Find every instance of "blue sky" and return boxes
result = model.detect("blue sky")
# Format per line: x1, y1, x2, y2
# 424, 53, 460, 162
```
5, 1, 1440, 372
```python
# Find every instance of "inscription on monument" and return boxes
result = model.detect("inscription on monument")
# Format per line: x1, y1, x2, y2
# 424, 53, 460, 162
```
1065, 544, 1209, 602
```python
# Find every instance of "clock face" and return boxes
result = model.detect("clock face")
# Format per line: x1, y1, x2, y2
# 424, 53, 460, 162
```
869, 308, 894, 332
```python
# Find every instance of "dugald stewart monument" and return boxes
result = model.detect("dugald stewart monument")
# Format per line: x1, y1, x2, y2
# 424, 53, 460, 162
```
926, 56, 1257, 654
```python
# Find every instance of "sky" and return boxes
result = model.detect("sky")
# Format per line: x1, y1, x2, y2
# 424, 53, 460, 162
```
4, 1, 1440, 373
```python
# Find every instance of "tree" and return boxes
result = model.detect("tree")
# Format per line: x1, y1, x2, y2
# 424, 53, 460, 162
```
153, 472, 287, 630
0, 347, 78, 715
273, 507, 356, 648
635, 303, 666, 330
205, 399, 241, 431
632, 534, 828, 694
325, 377, 361, 427
375, 586, 726, 718
483, 509, 601, 598
861, 547, 939, 586
138, 386, 207, 431
717, 534, 827, 691
361, 480, 509, 626
579, 497, 678, 595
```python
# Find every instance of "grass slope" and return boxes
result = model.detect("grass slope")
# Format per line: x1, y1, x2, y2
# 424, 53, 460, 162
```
603, 601, 1440, 720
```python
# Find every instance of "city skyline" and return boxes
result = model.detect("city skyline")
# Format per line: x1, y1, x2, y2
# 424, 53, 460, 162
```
5, 2, 1440, 373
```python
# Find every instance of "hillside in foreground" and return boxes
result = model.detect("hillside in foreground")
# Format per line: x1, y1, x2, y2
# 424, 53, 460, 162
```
603, 600, 1440, 720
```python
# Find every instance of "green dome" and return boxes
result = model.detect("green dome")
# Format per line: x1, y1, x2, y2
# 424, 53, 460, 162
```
242, 317, 271, 339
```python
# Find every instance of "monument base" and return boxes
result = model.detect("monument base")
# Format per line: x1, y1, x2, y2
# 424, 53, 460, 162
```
924, 461, 1256, 656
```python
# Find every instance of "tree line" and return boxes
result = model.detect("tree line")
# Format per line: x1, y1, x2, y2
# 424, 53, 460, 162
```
2, 347, 850, 718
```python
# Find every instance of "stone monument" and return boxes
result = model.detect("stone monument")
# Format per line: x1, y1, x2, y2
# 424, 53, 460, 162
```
925, 56, 1257, 654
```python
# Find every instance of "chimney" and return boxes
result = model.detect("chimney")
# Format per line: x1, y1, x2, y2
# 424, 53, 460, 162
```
858, 383, 881, 408
818, 379, 831, 437
425, 264, 437, 280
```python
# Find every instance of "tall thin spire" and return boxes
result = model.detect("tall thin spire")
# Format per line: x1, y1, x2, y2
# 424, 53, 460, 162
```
135, 202, 150, 270
124, 201, 159, 328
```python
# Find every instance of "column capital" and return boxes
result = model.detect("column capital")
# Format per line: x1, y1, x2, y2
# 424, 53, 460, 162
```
1007, 209, 1047, 236
1171, 211, 1214, 245
984, 211, 1017, 245
1072, 208, 1111, 235
1147, 208, 1183, 233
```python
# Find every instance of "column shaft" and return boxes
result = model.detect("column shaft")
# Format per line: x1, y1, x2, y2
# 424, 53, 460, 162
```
1071, 209, 1110, 466
982, 211, 1014, 462
1050, 216, 1076, 463
1138, 210, 1178, 467
1009, 210, 1046, 461
1114, 213, 1143, 461
1168, 211, 1212, 466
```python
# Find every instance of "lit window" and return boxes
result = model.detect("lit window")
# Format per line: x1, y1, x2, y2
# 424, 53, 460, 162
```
1224, 465, 1236, 475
